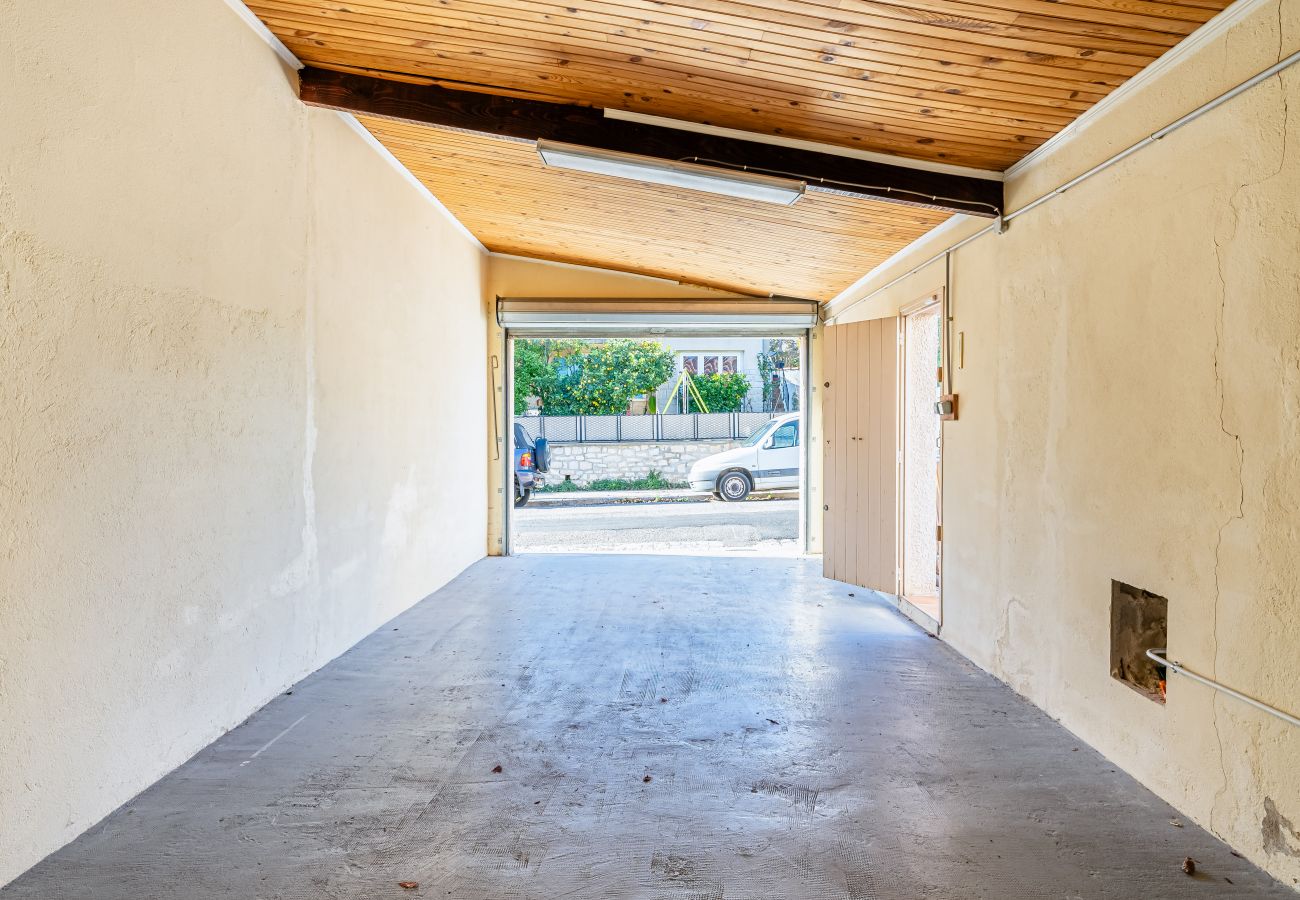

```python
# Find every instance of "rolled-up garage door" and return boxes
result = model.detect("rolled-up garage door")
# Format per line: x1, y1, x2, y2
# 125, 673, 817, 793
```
497, 296, 819, 337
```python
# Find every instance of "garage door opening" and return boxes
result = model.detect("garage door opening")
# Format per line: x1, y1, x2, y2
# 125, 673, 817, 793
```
498, 298, 816, 557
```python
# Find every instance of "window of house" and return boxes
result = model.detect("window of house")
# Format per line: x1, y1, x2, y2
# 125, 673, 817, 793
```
681, 352, 741, 377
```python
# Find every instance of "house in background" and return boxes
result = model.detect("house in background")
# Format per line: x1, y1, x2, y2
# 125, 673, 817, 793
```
653, 337, 800, 413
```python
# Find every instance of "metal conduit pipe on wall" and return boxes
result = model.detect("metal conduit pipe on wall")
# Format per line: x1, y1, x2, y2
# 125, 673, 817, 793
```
1147, 649, 1300, 729
824, 47, 1300, 326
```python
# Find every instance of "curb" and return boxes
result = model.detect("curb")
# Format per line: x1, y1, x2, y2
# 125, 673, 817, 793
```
526, 491, 798, 509
528, 494, 708, 509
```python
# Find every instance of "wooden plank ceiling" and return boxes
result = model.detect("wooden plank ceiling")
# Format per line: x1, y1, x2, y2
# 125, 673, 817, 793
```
247, 0, 1232, 298
365, 116, 951, 296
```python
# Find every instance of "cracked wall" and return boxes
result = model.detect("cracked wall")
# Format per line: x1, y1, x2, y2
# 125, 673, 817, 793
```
831, 0, 1300, 888
0, 0, 487, 886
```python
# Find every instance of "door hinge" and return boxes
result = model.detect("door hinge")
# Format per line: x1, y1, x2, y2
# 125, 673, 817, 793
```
936, 524, 943, 541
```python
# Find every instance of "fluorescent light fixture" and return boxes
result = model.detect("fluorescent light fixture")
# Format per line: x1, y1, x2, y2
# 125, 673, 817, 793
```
536, 140, 805, 205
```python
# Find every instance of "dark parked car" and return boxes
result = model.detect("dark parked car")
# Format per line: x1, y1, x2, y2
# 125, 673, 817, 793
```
514, 423, 551, 507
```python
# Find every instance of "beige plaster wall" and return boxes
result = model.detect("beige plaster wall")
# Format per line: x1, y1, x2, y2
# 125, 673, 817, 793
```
488, 254, 751, 301
0, 0, 487, 886
829, 0, 1300, 886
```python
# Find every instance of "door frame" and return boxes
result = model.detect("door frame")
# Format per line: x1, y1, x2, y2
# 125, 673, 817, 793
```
899, 292, 944, 625
502, 336, 516, 556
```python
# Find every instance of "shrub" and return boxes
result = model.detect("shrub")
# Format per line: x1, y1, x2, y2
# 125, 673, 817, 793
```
514, 338, 674, 416
513, 339, 583, 415
692, 371, 751, 412
758, 339, 800, 411
539, 470, 688, 493
572, 340, 675, 415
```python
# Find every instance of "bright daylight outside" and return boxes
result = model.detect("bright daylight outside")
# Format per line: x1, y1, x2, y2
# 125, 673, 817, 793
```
510, 336, 803, 555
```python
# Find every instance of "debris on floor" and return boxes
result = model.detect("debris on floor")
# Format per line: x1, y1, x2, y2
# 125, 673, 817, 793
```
1182, 857, 1197, 875
9, 556, 1290, 899
397, 881, 418, 890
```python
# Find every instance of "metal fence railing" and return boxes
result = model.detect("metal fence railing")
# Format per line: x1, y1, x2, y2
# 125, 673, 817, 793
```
515, 412, 780, 444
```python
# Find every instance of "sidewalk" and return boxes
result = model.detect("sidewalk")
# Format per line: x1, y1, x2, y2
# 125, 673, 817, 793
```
528, 488, 798, 508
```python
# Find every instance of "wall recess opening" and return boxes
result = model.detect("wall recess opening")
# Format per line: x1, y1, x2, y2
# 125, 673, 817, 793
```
1110, 581, 1168, 704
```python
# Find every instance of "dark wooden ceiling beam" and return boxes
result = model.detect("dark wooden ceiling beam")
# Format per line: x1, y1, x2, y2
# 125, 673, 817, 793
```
299, 67, 1003, 219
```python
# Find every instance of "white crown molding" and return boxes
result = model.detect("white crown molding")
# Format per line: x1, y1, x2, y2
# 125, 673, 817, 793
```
824, 215, 972, 312
604, 109, 1004, 182
1004, 0, 1270, 179
219, 0, 486, 253
336, 115, 488, 252
220, 0, 300, 68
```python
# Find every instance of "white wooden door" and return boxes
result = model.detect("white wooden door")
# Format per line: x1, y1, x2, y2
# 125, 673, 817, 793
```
822, 318, 899, 593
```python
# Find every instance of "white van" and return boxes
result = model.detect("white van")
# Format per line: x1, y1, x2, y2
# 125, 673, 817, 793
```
687, 413, 800, 501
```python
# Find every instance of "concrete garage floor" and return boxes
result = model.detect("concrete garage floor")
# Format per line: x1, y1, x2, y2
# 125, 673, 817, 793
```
6, 556, 1289, 899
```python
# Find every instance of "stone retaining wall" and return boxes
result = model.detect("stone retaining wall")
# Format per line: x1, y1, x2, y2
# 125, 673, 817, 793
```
546, 440, 741, 487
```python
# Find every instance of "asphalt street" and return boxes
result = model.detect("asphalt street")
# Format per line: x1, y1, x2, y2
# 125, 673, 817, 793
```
513, 498, 800, 555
